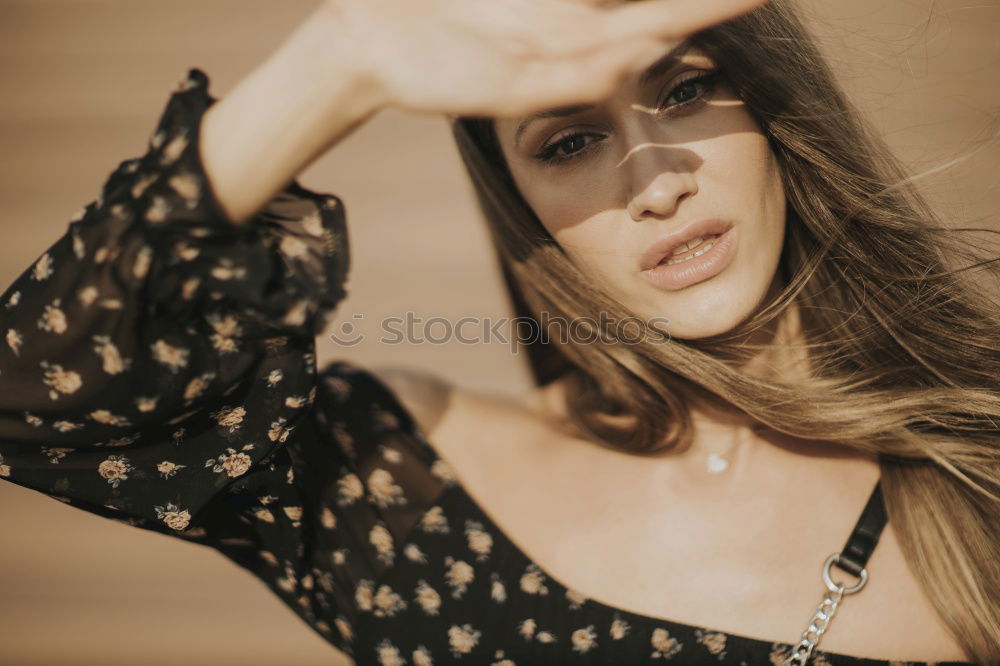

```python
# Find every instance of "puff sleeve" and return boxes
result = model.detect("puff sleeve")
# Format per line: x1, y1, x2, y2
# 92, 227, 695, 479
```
0, 67, 462, 660
0, 68, 363, 647
0, 64, 348, 502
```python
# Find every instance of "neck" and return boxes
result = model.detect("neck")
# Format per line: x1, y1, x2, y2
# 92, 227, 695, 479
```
523, 278, 870, 477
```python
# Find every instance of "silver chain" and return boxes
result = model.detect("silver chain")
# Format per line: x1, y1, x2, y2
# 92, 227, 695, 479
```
784, 553, 869, 666
784, 585, 844, 665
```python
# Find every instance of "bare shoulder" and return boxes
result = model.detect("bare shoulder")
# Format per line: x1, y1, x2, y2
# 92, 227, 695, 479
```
368, 365, 559, 442
368, 364, 458, 439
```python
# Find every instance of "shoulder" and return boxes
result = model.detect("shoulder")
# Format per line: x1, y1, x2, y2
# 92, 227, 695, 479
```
367, 364, 560, 437
368, 364, 457, 440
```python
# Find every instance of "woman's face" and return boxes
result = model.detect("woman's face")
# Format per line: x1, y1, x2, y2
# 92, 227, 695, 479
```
493, 43, 787, 340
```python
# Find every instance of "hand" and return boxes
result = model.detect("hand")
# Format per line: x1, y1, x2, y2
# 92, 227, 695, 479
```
323, 0, 768, 118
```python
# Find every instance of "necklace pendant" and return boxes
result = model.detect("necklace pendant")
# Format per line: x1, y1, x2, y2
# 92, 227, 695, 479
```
706, 452, 729, 474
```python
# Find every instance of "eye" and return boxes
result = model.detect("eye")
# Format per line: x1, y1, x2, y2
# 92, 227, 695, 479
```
534, 132, 602, 166
656, 69, 720, 118
667, 79, 702, 104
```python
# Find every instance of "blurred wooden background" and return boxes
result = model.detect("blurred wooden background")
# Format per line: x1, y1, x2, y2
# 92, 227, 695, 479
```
0, 0, 997, 664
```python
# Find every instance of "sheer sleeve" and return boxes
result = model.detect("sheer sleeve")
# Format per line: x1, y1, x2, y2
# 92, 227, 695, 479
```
0, 68, 453, 656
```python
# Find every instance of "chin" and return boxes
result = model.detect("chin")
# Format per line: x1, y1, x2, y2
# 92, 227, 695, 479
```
646, 283, 764, 341
659, 314, 746, 341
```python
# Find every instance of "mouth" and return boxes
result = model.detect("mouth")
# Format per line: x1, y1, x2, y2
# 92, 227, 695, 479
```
640, 218, 735, 271
655, 233, 722, 266
641, 225, 738, 291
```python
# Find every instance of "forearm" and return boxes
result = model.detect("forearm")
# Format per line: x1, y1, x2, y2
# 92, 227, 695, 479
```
199, 3, 386, 225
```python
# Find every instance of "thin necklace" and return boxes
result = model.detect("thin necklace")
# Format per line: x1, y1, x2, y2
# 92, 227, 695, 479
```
705, 437, 742, 474
706, 451, 731, 474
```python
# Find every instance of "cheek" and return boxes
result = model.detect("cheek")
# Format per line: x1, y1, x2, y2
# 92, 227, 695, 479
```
715, 132, 785, 245
553, 216, 633, 289
702, 128, 786, 261
514, 173, 626, 277
526, 179, 614, 239
708, 125, 782, 205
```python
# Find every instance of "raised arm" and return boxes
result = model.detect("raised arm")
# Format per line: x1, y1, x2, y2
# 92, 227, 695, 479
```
0, 4, 385, 445
0, 2, 394, 520
198, 3, 386, 225
0, 9, 388, 649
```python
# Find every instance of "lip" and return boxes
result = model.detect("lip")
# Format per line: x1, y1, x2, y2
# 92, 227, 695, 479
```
639, 219, 735, 271
641, 225, 738, 291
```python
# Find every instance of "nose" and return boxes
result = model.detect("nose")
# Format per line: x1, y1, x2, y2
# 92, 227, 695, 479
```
624, 144, 698, 222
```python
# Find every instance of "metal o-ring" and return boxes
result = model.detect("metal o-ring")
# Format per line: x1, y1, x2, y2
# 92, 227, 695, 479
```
822, 553, 868, 595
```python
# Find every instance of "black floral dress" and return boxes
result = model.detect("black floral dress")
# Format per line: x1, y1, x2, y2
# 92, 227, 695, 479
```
0, 69, 974, 666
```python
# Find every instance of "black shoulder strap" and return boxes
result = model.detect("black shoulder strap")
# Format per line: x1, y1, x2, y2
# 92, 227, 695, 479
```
835, 480, 888, 578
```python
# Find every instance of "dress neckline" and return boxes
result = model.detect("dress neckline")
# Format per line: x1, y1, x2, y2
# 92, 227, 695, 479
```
352, 364, 973, 665
437, 477, 866, 661
436, 465, 977, 665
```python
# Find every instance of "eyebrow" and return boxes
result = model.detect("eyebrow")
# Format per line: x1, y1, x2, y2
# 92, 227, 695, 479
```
512, 41, 694, 150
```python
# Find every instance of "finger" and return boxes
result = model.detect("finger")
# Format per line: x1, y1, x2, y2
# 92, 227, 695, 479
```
602, 0, 769, 42
529, 0, 765, 59
501, 2, 628, 58
498, 37, 674, 117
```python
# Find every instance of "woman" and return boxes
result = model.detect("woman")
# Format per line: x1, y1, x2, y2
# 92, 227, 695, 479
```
0, 0, 995, 663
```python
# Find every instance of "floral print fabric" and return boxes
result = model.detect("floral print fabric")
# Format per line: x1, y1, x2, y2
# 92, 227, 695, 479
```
0, 69, 973, 666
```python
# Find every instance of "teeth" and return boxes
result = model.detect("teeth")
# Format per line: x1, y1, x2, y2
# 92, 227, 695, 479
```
662, 238, 717, 265
673, 235, 707, 254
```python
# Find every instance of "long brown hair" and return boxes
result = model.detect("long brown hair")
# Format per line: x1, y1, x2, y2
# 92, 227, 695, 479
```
450, 0, 1000, 661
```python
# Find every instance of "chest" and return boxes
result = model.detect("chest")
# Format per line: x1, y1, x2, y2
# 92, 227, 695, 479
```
423, 391, 971, 663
